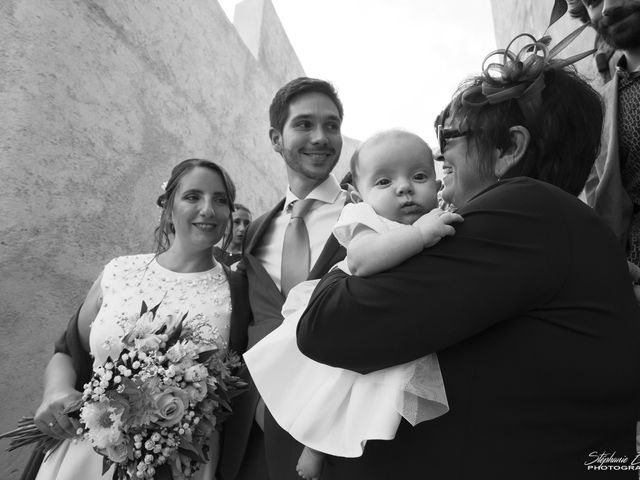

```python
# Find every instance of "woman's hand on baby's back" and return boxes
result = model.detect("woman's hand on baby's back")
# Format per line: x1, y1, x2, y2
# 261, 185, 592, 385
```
412, 208, 463, 248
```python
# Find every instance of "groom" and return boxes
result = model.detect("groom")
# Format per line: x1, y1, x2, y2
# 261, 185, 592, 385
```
218, 77, 348, 480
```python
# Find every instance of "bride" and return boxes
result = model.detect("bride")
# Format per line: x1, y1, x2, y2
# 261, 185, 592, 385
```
32, 158, 246, 480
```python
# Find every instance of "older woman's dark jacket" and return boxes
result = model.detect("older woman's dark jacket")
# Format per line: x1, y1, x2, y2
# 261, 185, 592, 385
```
299, 177, 640, 480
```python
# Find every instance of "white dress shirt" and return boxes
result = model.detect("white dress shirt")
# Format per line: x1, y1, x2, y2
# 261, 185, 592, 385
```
254, 174, 347, 291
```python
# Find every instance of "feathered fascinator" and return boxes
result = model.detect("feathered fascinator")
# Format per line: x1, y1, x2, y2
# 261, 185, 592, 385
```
461, 0, 595, 127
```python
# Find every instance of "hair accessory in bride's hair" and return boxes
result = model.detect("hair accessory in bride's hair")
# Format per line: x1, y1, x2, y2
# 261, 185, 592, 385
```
461, 0, 594, 128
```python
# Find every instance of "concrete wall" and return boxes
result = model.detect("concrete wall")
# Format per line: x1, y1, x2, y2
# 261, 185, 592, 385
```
0, 0, 354, 476
490, 0, 600, 83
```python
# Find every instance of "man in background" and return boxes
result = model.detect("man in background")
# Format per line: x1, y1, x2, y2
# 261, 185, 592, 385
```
568, 0, 640, 268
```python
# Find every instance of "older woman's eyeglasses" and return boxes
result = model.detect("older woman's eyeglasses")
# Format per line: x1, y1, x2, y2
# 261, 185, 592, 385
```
437, 125, 471, 153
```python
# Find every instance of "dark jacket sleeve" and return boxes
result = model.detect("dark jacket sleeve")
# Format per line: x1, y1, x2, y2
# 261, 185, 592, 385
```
53, 304, 92, 390
297, 179, 567, 374
222, 263, 251, 355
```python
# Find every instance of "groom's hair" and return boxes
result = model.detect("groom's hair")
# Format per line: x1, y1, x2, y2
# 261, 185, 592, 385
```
269, 77, 343, 133
154, 158, 237, 255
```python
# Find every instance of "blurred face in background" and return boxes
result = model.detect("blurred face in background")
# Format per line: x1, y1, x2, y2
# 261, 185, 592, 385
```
230, 209, 252, 249
582, 0, 640, 49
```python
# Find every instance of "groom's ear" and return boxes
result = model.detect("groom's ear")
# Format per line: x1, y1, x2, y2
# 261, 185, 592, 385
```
269, 128, 283, 154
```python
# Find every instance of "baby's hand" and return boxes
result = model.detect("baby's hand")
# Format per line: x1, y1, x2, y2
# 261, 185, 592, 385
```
412, 208, 463, 248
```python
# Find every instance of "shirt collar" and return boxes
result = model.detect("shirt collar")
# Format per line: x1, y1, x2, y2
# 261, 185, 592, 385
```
283, 174, 343, 212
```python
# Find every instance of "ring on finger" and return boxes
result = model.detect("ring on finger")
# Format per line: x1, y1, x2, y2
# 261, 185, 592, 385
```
48, 421, 55, 427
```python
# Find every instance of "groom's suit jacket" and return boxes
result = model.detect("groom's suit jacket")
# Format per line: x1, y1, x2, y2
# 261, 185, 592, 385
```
219, 197, 346, 480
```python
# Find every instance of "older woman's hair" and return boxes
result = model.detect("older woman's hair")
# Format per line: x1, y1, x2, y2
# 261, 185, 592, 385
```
445, 65, 603, 196
155, 159, 237, 255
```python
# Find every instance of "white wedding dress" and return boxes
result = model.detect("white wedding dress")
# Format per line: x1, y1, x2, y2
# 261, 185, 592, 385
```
35, 254, 231, 480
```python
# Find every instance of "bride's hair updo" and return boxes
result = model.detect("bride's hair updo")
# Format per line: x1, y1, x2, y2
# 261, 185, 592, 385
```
154, 158, 237, 255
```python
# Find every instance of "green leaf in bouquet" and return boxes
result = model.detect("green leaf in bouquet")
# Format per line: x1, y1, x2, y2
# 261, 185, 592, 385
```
102, 455, 113, 475
164, 313, 187, 349
226, 382, 249, 400
120, 327, 135, 346
119, 379, 155, 425
118, 376, 140, 394
178, 440, 206, 462
112, 464, 127, 480
197, 348, 218, 364
194, 416, 215, 439
139, 300, 149, 316
217, 397, 232, 412
149, 300, 162, 316
63, 398, 84, 419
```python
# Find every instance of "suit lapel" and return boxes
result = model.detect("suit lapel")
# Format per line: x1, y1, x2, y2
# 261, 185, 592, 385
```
244, 199, 285, 298
309, 233, 344, 279
245, 199, 285, 255
308, 195, 350, 279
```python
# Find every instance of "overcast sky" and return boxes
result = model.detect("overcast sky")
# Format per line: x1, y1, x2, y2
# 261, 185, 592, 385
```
219, 0, 497, 148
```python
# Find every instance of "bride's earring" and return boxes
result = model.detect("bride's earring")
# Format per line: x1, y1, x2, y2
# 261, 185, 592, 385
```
166, 213, 175, 233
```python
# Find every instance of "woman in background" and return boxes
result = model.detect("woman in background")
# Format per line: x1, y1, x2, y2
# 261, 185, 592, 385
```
214, 203, 252, 268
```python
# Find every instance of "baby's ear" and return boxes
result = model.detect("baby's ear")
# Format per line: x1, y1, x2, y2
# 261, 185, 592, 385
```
347, 185, 362, 203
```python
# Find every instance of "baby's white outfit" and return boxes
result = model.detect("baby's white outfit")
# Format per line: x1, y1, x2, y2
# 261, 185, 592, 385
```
244, 202, 449, 457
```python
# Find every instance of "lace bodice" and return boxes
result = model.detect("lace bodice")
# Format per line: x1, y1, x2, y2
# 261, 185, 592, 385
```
89, 254, 231, 368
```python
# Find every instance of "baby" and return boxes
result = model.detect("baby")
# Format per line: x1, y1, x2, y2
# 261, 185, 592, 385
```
244, 129, 463, 479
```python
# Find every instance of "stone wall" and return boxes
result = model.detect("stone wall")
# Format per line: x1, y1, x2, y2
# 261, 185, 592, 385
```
0, 0, 354, 476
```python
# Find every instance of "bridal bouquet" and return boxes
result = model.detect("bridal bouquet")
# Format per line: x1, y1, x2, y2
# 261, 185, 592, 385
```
79, 300, 246, 479
1, 301, 246, 480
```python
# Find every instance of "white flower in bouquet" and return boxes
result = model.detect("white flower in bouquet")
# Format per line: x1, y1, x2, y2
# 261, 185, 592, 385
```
165, 339, 201, 364
80, 397, 128, 450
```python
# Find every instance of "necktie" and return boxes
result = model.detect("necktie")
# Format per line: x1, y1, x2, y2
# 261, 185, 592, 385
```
281, 198, 316, 297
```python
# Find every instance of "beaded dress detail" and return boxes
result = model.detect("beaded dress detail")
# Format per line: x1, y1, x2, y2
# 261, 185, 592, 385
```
91, 254, 231, 368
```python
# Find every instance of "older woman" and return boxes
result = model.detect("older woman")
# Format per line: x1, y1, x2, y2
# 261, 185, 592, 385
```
297, 35, 640, 480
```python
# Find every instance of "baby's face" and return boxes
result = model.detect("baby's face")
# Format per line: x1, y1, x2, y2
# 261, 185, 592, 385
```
356, 136, 439, 225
